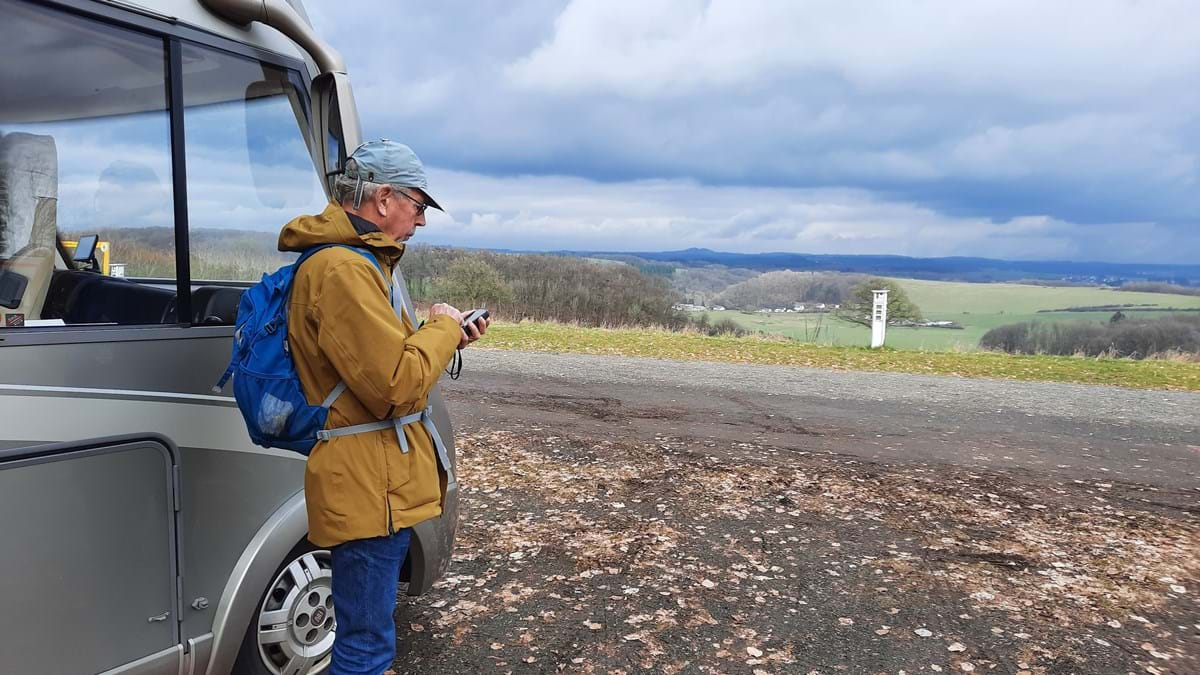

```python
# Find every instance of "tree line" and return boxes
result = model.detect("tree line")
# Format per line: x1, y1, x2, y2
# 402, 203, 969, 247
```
1120, 282, 1200, 297
980, 314, 1200, 359
711, 270, 867, 309
401, 245, 696, 329
707, 271, 925, 327
671, 265, 759, 306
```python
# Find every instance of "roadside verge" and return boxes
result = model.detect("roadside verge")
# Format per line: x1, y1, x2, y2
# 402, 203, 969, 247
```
480, 322, 1200, 392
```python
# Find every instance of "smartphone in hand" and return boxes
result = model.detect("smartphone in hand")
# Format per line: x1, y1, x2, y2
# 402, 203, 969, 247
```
461, 308, 489, 331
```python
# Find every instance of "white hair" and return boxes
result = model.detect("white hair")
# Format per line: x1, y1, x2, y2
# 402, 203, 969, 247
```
332, 158, 388, 206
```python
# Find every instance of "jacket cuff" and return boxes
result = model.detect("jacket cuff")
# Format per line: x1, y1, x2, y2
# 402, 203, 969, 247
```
424, 313, 463, 348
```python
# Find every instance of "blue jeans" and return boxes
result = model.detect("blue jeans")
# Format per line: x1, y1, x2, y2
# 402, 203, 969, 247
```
330, 529, 411, 675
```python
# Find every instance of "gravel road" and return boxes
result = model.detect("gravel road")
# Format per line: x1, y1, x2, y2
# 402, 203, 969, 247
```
447, 349, 1200, 493
458, 349, 1200, 429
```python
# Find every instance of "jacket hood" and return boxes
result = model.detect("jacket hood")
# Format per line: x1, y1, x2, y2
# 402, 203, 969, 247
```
278, 202, 405, 264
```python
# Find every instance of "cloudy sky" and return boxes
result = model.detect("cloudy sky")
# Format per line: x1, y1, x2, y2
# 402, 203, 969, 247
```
304, 0, 1199, 263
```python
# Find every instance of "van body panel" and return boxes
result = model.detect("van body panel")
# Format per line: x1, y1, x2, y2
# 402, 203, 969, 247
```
85, 0, 315, 76
0, 321, 457, 673
0, 437, 180, 675
185, 633, 215, 675
205, 490, 307, 675
98, 645, 185, 675
178, 447, 306, 638
0, 336, 308, 645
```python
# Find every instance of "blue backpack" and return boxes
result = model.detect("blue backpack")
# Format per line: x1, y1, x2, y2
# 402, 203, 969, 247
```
213, 244, 384, 455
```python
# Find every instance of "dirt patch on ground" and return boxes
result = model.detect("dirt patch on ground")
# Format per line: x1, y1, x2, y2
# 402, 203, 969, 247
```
392, 427, 1199, 674
490, 391, 694, 424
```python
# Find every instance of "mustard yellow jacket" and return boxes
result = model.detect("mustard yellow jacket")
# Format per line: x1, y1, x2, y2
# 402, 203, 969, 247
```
279, 203, 462, 547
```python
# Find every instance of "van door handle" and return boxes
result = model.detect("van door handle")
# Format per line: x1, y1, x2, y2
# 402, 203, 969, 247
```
148, 611, 170, 623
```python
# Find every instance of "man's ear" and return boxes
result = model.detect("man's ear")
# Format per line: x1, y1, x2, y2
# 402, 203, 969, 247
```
375, 186, 391, 217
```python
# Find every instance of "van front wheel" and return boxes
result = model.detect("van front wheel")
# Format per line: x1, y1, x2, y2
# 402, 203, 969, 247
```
233, 541, 336, 675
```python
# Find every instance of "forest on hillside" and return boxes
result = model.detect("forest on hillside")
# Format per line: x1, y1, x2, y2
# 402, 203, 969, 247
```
399, 246, 688, 329
709, 270, 865, 310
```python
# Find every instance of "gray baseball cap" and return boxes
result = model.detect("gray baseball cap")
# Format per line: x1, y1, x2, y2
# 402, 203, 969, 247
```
344, 139, 443, 211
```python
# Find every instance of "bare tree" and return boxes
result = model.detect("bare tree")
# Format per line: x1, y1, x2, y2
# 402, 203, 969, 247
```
835, 278, 922, 327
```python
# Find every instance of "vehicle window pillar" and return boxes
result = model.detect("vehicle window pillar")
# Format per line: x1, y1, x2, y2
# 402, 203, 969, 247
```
168, 37, 193, 324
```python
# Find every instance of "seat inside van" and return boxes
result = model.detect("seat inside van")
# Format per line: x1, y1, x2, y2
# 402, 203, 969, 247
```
190, 285, 244, 325
0, 132, 58, 320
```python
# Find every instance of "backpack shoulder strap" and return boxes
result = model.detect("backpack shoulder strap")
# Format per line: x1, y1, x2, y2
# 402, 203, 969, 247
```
212, 244, 391, 395
296, 243, 385, 278
295, 244, 394, 410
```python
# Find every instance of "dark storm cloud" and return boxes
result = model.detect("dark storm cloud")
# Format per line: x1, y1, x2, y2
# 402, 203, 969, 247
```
305, 0, 1200, 262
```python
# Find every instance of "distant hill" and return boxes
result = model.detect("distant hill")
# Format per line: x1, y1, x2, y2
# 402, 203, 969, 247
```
85, 227, 1200, 288
550, 248, 1200, 287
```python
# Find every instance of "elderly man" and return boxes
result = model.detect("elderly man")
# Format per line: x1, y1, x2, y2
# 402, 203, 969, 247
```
278, 139, 487, 674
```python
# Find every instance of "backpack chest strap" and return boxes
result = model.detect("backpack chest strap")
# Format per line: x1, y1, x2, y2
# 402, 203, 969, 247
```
314, 406, 455, 487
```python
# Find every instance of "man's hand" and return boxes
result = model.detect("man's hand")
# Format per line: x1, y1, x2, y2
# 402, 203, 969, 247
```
429, 303, 489, 349
461, 316, 490, 349
429, 303, 464, 324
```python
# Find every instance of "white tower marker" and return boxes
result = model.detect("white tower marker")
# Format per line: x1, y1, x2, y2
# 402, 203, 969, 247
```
870, 289, 889, 348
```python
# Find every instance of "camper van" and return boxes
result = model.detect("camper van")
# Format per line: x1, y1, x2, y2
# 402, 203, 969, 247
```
0, 1, 459, 673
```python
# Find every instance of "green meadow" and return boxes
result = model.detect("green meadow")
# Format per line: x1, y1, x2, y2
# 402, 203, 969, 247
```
482, 322, 1200, 391
703, 279, 1200, 351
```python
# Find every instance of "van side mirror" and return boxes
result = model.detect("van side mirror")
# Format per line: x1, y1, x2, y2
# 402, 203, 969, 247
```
311, 72, 360, 197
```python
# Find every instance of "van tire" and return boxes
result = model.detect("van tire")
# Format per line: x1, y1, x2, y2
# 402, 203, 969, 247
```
232, 540, 335, 675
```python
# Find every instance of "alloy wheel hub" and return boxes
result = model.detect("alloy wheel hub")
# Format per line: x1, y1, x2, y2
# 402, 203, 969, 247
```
257, 550, 335, 675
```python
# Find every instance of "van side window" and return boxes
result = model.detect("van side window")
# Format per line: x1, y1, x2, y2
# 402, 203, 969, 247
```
0, 0, 178, 328
182, 43, 327, 300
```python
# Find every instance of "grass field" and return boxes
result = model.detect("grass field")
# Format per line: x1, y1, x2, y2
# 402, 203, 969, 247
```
702, 279, 1200, 351
480, 321, 1200, 391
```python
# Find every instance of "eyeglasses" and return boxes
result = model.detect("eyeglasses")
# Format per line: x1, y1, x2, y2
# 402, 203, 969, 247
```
392, 187, 428, 214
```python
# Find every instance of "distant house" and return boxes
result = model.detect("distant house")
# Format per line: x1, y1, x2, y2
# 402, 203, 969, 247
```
711, 305, 726, 311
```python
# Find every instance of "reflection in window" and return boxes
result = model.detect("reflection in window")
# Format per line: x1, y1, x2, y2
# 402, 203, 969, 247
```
326, 93, 344, 180
0, 0, 176, 326
182, 44, 329, 281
